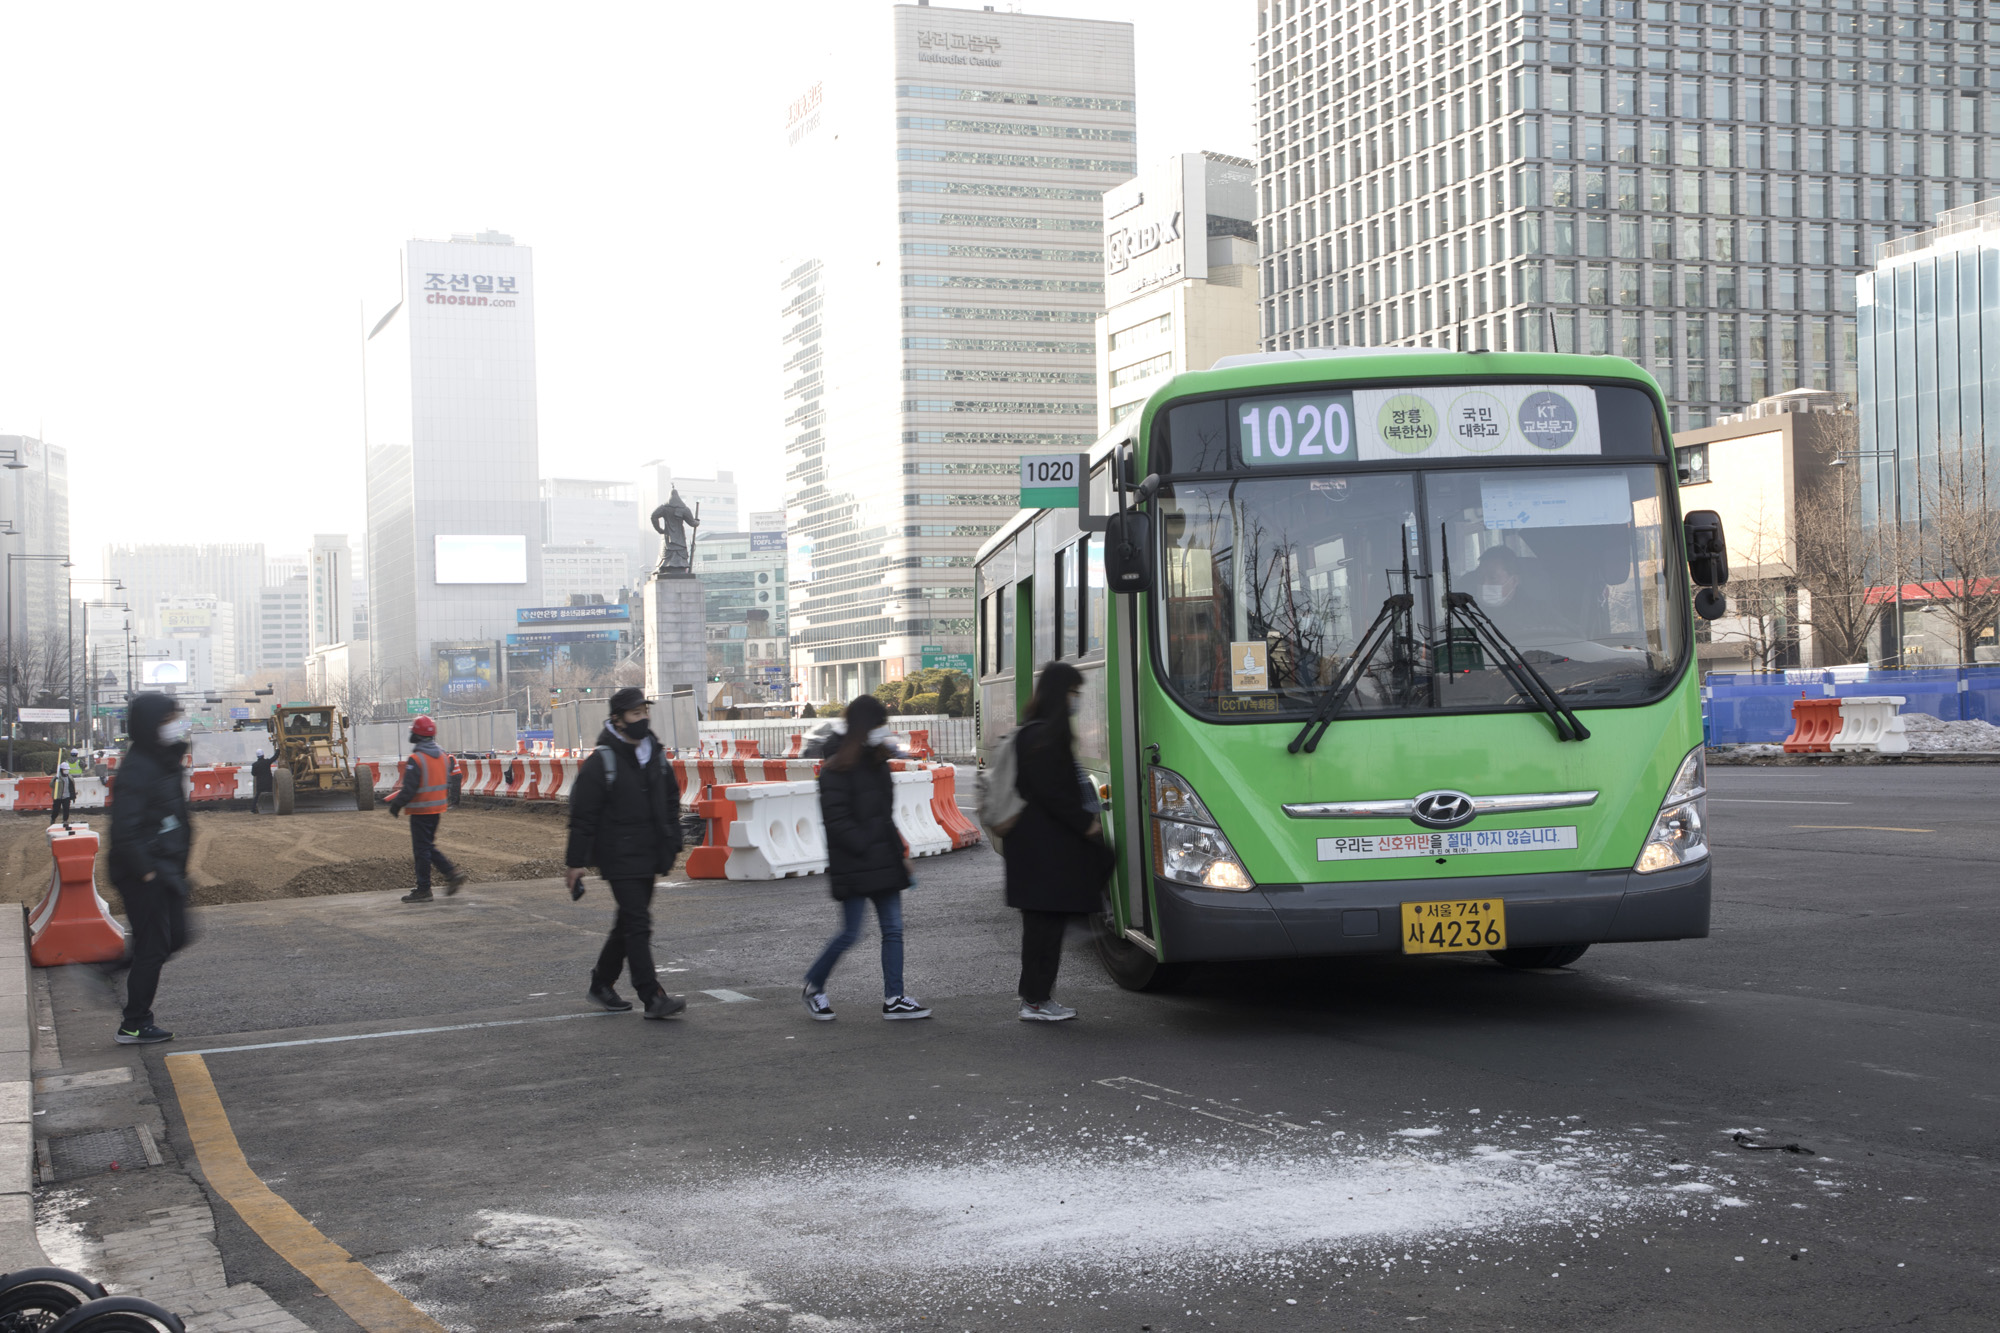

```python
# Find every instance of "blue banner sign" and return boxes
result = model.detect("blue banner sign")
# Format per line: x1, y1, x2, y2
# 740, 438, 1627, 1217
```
516, 604, 632, 625
505, 629, 623, 647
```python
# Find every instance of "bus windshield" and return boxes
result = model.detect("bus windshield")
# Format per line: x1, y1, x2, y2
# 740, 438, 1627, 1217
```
1156, 463, 1685, 721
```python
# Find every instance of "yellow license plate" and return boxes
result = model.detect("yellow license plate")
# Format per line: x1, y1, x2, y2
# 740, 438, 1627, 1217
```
1400, 898, 1506, 954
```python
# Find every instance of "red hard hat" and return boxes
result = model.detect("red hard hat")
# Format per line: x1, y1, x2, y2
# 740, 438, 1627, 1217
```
410, 715, 437, 738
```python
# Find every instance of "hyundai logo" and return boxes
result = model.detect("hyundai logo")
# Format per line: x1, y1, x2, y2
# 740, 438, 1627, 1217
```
1410, 790, 1477, 829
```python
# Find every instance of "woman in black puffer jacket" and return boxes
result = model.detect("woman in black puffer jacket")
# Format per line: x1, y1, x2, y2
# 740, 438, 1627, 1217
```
802, 695, 931, 1022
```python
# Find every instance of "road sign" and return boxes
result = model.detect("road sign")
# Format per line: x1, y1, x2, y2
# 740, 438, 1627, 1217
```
406, 697, 434, 715
17, 708, 70, 723
921, 648, 974, 672
230, 707, 251, 719
1020, 453, 1085, 508
93, 704, 124, 718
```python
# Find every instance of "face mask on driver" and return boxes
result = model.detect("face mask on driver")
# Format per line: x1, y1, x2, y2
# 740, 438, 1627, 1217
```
158, 716, 191, 746
1478, 582, 1512, 607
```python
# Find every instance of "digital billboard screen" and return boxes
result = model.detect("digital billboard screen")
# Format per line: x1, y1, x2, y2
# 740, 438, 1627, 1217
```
142, 660, 189, 685
435, 535, 528, 584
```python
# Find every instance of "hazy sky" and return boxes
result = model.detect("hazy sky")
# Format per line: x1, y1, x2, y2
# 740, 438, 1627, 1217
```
0, 0, 1255, 580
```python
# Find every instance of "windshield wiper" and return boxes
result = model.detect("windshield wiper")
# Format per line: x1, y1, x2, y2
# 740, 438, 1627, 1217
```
1289, 592, 1413, 755
1443, 591, 1591, 742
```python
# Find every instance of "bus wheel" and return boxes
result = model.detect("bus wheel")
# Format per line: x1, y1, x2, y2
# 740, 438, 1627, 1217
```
1093, 907, 1190, 992
1489, 943, 1590, 970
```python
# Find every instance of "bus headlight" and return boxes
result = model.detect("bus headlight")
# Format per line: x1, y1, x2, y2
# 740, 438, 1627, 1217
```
1150, 767, 1255, 891
1634, 746, 1708, 874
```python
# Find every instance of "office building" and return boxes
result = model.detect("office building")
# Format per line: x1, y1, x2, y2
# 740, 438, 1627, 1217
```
1253, 0, 1997, 429
780, 3, 1134, 701
1097, 152, 1261, 431
364, 230, 543, 688
0, 434, 72, 651
256, 578, 310, 675
309, 534, 351, 652
266, 552, 307, 586
1857, 194, 2000, 663
545, 478, 645, 576
638, 465, 739, 539
542, 546, 632, 607
697, 530, 789, 696
748, 509, 787, 534
103, 542, 262, 678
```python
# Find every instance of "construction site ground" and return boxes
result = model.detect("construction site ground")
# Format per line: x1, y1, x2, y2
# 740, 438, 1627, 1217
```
1, 805, 574, 907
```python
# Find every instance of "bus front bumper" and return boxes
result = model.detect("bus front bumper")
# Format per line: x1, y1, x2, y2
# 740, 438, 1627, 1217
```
1151, 860, 1710, 962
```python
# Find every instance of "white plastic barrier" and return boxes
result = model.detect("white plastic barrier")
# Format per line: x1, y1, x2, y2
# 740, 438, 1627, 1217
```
1831, 694, 1911, 754
890, 769, 951, 859
722, 780, 829, 880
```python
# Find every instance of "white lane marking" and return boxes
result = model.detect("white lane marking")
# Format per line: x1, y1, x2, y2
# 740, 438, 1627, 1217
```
1095, 1076, 1308, 1136
1710, 799, 1855, 805
36, 1067, 134, 1093
186, 1010, 621, 1055
701, 989, 757, 1003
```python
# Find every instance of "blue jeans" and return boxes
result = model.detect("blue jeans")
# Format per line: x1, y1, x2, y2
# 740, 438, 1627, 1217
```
805, 891, 905, 998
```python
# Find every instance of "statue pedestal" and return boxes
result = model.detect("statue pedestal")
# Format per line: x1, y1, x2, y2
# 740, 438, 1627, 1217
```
644, 572, 706, 745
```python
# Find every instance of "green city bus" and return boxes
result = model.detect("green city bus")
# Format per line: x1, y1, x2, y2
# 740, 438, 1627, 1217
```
973, 348, 1728, 990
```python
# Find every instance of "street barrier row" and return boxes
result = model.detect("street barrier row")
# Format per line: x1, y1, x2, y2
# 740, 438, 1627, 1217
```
0, 767, 253, 813
1707, 666, 2000, 744
1781, 694, 1912, 754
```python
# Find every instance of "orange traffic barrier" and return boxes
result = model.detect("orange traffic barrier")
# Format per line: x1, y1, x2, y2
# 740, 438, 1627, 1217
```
188, 767, 239, 803
784, 733, 805, 757
13, 776, 52, 812
1782, 697, 1843, 753
729, 738, 761, 758
906, 729, 934, 759
684, 789, 738, 879
928, 764, 982, 849
28, 824, 128, 967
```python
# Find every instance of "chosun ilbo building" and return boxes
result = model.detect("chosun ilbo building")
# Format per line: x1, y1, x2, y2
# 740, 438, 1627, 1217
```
1255, 0, 2000, 431
779, 3, 1134, 704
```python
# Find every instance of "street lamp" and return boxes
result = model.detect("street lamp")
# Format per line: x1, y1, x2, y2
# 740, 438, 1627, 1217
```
1829, 449, 1905, 668
67, 577, 122, 749
6, 552, 72, 773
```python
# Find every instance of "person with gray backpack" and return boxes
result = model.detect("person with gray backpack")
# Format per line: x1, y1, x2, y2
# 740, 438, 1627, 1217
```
564, 687, 687, 1020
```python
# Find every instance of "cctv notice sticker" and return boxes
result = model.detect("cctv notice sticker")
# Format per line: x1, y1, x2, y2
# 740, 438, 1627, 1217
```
1352, 384, 1602, 463
1230, 641, 1269, 692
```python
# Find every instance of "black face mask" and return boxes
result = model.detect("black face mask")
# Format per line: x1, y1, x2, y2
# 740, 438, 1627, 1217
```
621, 717, 652, 740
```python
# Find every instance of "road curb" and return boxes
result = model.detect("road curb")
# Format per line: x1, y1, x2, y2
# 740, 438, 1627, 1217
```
1708, 748, 2000, 766
1, 903, 47, 1263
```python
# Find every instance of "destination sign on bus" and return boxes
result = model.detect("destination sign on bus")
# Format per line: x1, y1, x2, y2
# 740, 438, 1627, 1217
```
1238, 383, 1601, 467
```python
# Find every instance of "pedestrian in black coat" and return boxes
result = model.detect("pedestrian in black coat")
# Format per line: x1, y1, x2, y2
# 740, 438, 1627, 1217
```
564, 687, 687, 1020
801, 695, 930, 1022
1004, 661, 1111, 1022
107, 692, 196, 1045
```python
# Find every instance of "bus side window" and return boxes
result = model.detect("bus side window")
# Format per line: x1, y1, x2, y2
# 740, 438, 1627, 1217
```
1053, 547, 1067, 660
1000, 585, 1015, 675
1086, 537, 1106, 656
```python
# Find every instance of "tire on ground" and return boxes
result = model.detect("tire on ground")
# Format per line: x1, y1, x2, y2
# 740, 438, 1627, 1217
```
1488, 942, 1590, 969
272, 766, 295, 816
1093, 898, 1191, 992
354, 778, 374, 811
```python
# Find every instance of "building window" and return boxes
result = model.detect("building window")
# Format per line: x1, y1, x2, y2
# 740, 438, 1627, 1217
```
1677, 443, 1710, 487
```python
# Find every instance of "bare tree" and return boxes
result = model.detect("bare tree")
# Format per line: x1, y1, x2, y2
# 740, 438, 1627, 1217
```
1914, 442, 2000, 664
1705, 495, 1800, 671
1794, 423, 1900, 666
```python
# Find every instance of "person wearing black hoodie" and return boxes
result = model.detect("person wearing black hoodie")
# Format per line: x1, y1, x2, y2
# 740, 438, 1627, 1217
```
564, 687, 688, 1020
107, 692, 195, 1045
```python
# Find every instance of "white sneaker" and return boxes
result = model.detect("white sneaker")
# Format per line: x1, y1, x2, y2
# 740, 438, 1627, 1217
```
1018, 999, 1076, 1022
802, 985, 835, 1021
882, 995, 932, 1020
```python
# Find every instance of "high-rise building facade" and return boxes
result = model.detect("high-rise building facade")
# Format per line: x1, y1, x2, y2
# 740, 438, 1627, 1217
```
256, 578, 310, 675
1255, 0, 1995, 430
103, 542, 262, 678
309, 534, 352, 651
365, 231, 542, 689
1, 434, 72, 651
780, 3, 1135, 702
638, 465, 739, 539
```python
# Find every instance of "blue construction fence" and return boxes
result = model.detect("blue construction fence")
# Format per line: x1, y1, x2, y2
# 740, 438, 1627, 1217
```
1703, 666, 2000, 745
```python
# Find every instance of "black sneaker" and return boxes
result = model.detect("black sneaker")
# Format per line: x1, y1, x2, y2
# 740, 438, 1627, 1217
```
401, 889, 433, 903
882, 995, 932, 1021
643, 991, 687, 1020
115, 1023, 173, 1045
588, 983, 634, 1012
443, 869, 468, 896
803, 984, 835, 1021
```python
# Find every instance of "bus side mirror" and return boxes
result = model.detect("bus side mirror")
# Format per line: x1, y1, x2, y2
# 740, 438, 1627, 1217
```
1104, 509, 1154, 595
1684, 509, 1728, 621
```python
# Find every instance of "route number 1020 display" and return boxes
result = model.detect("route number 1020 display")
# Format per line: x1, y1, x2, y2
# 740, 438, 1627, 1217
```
1236, 391, 1357, 467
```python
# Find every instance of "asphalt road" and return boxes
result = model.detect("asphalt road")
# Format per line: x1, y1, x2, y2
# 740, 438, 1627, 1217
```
56, 768, 2000, 1330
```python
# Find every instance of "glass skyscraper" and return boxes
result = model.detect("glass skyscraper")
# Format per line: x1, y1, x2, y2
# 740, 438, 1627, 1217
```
1256, 0, 1999, 430
780, 3, 1134, 704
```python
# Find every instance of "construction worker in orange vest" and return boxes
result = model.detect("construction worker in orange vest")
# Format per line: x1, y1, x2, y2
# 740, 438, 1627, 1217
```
387, 715, 467, 904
